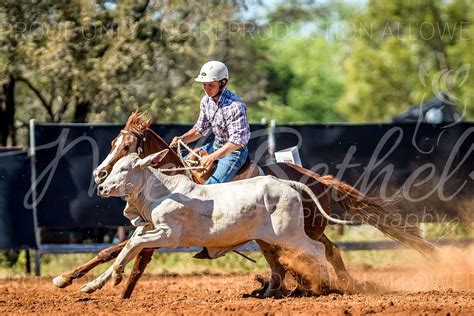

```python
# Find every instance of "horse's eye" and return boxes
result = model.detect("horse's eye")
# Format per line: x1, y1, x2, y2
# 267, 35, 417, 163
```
123, 145, 130, 152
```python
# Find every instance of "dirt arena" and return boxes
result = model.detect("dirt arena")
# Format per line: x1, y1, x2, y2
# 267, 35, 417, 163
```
1, 266, 473, 315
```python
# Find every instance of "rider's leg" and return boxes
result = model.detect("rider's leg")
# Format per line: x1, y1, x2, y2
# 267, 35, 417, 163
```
205, 147, 248, 184
200, 142, 215, 153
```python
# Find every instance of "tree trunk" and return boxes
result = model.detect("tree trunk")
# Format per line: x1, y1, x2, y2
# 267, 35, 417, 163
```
0, 75, 16, 146
73, 100, 91, 123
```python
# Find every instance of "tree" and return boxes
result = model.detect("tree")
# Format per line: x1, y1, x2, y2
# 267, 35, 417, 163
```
247, 2, 350, 123
250, 36, 345, 123
0, 1, 44, 145
338, 0, 473, 122
448, 0, 474, 119
0, 0, 264, 145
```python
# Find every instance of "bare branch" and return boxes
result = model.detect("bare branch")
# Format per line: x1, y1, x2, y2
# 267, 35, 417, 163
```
16, 76, 55, 122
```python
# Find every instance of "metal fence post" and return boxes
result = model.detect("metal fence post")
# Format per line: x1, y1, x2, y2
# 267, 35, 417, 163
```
29, 119, 41, 276
267, 119, 276, 164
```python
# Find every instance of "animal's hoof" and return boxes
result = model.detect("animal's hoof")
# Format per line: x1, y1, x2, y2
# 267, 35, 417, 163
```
263, 289, 285, 299
112, 272, 123, 286
246, 287, 266, 298
80, 284, 96, 294
337, 275, 357, 294
52, 275, 71, 288
243, 275, 268, 298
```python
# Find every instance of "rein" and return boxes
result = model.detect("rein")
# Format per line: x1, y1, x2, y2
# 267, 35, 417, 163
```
178, 139, 203, 160
155, 139, 206, 173
122, 129, 205, 174
156, 166, 205, 172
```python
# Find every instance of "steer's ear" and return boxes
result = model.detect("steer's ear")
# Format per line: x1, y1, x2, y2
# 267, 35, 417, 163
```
137, 149, 169, 169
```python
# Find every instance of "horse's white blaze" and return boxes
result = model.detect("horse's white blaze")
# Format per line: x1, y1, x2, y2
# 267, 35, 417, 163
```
93, 134, 124, 178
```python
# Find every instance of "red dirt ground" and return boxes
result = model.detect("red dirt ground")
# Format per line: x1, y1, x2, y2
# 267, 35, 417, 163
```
1, 268, 473, 315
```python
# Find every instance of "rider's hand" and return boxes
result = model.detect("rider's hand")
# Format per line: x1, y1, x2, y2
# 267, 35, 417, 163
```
170, 136, 182, 148
200, 154, 217, 170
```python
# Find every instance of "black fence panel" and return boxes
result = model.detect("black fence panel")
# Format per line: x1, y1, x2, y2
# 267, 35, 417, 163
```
0, 148, 35, 249
32, 123, 267, 228
28, 121, 473, 228
3, 121, 471, 249
273, 122, 473, 221
33, 124, 184, 228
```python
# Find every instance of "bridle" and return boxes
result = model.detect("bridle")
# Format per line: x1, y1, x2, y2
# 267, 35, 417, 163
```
120, 129, 205, 174
119, 129, 145, 158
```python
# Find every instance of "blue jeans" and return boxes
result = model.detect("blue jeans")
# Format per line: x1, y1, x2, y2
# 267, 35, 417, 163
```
198, 142, 248, 184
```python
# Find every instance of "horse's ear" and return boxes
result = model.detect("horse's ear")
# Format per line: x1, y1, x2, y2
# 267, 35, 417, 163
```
126, 111, 137, 127
136, 149, 169, 169
143, 117, 152, 129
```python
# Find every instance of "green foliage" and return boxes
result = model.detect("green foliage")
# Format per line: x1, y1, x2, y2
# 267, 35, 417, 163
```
448, 2, 474, 119
1, 0, 473, 145
251, 36, 345, 123
248, 2, 352, 124
0, 0, 268, 145
339, 0, 474, 122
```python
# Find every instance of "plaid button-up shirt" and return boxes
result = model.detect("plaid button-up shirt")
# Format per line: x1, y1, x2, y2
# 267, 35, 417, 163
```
193, 88, 250, 147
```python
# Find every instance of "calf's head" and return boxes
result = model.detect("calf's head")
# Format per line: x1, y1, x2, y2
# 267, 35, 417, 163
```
97, 149, 169, 198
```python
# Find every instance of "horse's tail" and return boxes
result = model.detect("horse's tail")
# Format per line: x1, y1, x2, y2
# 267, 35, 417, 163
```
315, 175, 437, 259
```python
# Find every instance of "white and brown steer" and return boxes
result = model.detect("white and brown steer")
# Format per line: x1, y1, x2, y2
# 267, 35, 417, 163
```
83, 150, 332, 297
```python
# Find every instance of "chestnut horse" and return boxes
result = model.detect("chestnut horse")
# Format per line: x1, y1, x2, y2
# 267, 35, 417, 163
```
53, 112, 435, 298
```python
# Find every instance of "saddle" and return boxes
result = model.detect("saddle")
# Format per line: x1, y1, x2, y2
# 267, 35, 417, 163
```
186, 149, 260, 184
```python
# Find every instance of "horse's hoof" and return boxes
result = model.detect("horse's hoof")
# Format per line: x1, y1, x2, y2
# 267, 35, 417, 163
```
338, 276, 357, 294
80, 284, 96, 294
263, 288, 285, 299
52, 275, 71, 288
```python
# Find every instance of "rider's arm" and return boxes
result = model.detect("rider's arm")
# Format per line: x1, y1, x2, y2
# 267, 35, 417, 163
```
180, 128, 203, 144
227, 103, 250, 147
200, 141, 241, 169
192, 98, 212, 137
170, 128, 202, 148
205, 103, 249, 161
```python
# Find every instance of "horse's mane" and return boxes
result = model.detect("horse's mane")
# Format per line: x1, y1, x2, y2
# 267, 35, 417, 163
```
125, 111, 151, 138
124, 111, 169, 149
124, 111, 184, 168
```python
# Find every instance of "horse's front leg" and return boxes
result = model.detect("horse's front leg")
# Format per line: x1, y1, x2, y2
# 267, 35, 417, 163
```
52, 239, 129, 288
121, 248, 156, 299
